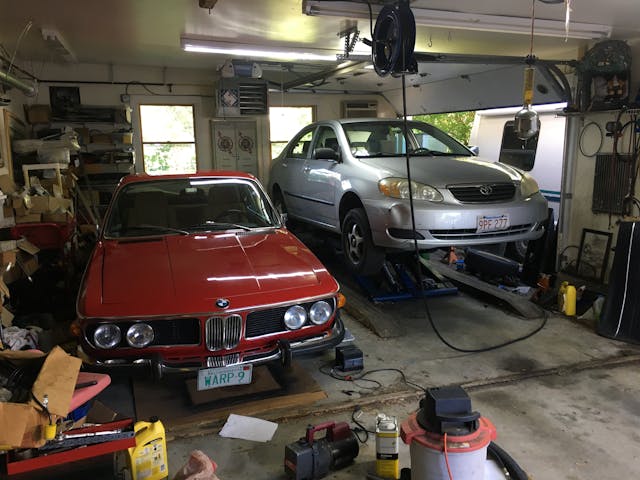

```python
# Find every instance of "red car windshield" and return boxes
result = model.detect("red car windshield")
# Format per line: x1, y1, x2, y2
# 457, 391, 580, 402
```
103, 177, 281, 238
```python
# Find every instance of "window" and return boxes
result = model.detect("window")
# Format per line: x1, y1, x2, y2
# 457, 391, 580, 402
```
269, 106, 314, 159
139, 105, 197, 175
288, 129, 314, 158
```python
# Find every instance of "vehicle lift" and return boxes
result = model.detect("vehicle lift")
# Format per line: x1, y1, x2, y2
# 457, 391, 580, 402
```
354, 253, 458, 302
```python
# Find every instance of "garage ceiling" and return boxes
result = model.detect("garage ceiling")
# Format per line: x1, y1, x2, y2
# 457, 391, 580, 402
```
0, 0, 638, 97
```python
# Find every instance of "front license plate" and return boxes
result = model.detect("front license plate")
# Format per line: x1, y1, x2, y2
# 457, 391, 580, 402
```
197, 364, 253, 391
476, 214, 510, 233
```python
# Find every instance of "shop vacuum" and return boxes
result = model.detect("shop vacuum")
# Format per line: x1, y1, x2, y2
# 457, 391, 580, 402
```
284, 421, 359, 480
400, 386, 529, 480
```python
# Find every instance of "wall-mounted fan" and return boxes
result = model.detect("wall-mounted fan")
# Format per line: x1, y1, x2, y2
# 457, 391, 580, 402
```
372, 1, 417, 77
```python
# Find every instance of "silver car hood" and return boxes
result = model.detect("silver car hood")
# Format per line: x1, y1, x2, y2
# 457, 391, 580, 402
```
357, 155, 522, 187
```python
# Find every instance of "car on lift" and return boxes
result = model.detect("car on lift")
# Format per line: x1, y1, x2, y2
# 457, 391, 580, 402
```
75, 171, 345, 382
268, 118, 548, 275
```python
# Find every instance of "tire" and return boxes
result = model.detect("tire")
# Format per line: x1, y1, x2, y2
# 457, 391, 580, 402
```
506, 240, 528, 263
341, 208, 385, 276
272, 188, 292, 227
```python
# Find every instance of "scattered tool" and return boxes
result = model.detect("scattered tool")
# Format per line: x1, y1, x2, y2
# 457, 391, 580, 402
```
284, 421, 359, 480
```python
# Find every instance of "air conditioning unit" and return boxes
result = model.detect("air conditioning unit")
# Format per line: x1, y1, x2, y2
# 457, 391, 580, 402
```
216, 78, 268, 117
341, 100, 378, 118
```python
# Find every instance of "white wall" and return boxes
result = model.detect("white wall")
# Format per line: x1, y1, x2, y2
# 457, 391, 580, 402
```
7, 61, 395, 184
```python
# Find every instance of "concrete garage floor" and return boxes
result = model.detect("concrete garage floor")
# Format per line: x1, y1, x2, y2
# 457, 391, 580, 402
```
165, 291, 640, 480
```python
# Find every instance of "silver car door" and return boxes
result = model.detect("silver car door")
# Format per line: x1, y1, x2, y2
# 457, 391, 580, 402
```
279, 127, 315, 217
302, 125, 342, 229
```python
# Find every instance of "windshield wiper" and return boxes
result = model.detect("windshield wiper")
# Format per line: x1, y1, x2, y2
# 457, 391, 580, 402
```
189, 221, 252, 232
123, 224, 189, 235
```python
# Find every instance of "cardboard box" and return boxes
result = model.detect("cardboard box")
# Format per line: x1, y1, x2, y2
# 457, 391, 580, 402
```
0, 347, 81, 448
27, 196, 51, 214
24, 104, 52, 124
42, 211, 73, 223
0, 175, 17, 195
0, 249, 17, 265
49, 197, 73, 213
16, 213, 42, 224
0, 240, 17, 252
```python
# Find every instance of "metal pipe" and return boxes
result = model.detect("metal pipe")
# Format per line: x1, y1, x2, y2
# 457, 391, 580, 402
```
557, 113, 580, 270
0, 69, 36, 96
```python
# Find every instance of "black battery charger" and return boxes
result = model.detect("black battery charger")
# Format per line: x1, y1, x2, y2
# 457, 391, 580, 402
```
335, 345, 364, 372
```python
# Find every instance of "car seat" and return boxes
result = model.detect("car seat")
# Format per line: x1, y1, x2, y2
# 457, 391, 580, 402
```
127, 191, 169, 227
325, 137, 339, 153
208, 184, 246, 222
366, 136, 381, 154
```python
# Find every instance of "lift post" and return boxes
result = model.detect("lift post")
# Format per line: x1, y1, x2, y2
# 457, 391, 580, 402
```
354, 254, 457, 303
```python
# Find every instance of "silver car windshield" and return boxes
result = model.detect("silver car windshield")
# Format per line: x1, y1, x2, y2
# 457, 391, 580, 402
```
103, 178, 281, 238
343, 121, 472, 158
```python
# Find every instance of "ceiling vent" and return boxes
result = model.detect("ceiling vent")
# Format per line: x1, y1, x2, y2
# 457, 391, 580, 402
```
216, 78, 268, 117
341, 100, 378, 119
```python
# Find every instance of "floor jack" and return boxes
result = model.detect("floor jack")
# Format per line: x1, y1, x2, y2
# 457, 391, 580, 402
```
354, 254, 457, 303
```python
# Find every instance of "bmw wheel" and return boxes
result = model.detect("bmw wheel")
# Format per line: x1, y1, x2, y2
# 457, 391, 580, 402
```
341, 208, 385, 276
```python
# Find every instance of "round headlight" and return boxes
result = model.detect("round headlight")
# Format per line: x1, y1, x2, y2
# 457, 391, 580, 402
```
126, 323, 154, 348
284, 305, 307, 330
309, 301, 333, 325
93, 324, 121, 349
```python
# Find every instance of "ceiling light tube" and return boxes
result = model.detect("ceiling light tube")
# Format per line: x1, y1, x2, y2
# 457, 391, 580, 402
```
181, 35, 338, 62
302, 1, 612, 40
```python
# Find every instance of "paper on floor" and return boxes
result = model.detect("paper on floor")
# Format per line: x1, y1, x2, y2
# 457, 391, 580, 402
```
218, 414, 278, 442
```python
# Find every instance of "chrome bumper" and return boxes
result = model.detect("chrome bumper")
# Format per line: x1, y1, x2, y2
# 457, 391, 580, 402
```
80, 314, 346, 379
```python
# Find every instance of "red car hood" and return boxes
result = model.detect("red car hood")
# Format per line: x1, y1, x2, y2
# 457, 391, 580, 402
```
80, 230, 337, 317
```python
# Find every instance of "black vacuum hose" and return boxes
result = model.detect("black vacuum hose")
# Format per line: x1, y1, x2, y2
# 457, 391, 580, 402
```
487, 441, 530, 480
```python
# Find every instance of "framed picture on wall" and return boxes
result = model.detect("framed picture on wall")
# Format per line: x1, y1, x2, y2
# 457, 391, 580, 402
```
576, 228, 613, 283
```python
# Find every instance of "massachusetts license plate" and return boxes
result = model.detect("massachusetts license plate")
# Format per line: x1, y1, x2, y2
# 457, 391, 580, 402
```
197, 364, 253, 391
476, 214, 510, 233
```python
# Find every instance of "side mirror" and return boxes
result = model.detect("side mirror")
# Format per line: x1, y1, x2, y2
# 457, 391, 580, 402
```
313, 147, 340, 162
467, 145, 480, 156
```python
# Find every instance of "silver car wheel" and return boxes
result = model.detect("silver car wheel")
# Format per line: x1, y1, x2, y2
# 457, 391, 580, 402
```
346, 222, 365, 263
341, 208, 385, 275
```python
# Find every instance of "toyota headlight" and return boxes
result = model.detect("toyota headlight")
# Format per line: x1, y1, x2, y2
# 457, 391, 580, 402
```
309, 301, 333, 325
520, 173, 540, 198
93, 324, 121, 349
126, 323, 154, 348
379, 178, 443, 202
284, 305, 307, 330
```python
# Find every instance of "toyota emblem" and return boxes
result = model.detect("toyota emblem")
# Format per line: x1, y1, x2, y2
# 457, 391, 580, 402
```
216, 298, 230, 309
479, 185, 493, 196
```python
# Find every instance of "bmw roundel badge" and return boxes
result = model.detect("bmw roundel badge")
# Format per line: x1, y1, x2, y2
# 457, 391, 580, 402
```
216, 298, 230, 309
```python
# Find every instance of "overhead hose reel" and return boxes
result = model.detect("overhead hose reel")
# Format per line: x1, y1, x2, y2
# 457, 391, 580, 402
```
372, 0, 418, 77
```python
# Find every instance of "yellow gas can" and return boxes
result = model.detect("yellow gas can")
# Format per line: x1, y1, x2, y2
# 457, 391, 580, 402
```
128, 417, 168, 480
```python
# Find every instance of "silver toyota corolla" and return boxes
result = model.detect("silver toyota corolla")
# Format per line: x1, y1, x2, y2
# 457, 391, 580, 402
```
268, 118, 548, 275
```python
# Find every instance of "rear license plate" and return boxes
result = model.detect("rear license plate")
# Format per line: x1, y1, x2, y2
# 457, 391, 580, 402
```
197, 364, 253, 391
476, 214, 510, 233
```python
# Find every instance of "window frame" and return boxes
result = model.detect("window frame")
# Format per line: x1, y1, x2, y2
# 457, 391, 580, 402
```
139, 103, 198, 175
268, 105, 316, 159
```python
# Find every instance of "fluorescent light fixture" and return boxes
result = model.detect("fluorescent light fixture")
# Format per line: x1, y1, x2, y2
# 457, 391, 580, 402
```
181, 35, 338, 62
302, 1, 612, 40
41, 27, 77, 63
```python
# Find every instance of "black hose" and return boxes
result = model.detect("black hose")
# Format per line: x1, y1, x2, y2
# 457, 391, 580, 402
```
487, 441, 530, 480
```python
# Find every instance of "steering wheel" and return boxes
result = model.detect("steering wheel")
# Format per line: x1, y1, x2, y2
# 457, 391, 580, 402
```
409, 147, 433, 155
